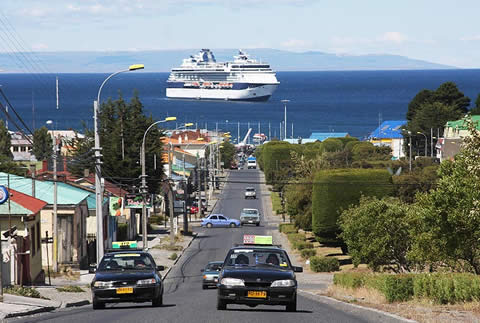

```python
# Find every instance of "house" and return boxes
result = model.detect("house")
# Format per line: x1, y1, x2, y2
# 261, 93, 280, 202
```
368, 120, 406, 159
0, 173, 89, 269
9, 132, 35, 162
437, 116, 480, 162
0, 189, 46, 284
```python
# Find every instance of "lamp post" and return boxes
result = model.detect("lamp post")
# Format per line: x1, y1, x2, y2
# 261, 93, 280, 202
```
141, 116, 176, 250
281, 99, 290, 141
408, 131, 412, 171
417, 132, 428, 157
46, 120, 58, 272
95, 64, 144, 263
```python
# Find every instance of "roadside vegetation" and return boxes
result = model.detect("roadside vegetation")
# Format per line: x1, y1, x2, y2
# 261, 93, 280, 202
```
56, 285, 85, 293
5, 286, 46, 299
258, 82, 480, 311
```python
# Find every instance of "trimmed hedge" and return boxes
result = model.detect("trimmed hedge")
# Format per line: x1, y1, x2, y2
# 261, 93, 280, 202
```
287, 233, 305, 244
334, 272, 480, 304
300, 248, 316, 259
312, 168, 394, 245
279, 223, 297, 234
293, 241, 314, 250
310, 256, 340, 272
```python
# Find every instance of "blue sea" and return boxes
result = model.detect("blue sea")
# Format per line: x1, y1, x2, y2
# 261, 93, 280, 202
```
1, 70, 479, 141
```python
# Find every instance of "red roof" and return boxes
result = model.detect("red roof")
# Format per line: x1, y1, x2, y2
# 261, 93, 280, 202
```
9, 189, 47, 214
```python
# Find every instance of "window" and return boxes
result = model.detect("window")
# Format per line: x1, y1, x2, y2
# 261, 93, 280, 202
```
210, 216, 218, 220
218, 216, 226, 220
13, 146, 19, 152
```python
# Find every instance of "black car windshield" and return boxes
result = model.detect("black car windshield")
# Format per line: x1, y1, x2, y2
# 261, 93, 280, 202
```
225, 249, 290, 269
246, 188, 255, 192
243, 209, 258, 215
99, 253, 154, 271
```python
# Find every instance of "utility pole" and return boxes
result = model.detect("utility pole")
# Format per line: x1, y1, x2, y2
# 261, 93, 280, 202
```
203, 158, 208, 213
408, 131, 412, 172
183, 152, 188, 235
168, 144, 175, 244
430, 128, 434, 158
30, 165, 36, 197
196, 157, 201, 218
93, 100, 104, 264
52, 133, 58, 272
237, 122, 240, 144
282, 99, 290, 141
268, 122, 271, 141
141, 143, 148, 250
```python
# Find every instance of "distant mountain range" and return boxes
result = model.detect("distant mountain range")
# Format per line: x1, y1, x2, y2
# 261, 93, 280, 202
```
0, 48, 455, 73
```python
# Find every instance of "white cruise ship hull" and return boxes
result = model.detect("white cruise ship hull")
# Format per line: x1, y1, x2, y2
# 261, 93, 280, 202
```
166, 84, 278, 101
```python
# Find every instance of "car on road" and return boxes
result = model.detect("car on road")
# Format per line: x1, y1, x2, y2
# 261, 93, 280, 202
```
90, 249, 165, 309
188, 205, 199, 214
230, 162, 238, 170
240, 208, 260, 226
201, 214, 241, 228
201, 261, 224, 289
217, 235, 302, 312
244, 187, 256, 199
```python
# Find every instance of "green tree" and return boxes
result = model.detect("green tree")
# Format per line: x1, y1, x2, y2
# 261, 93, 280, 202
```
406, 89, 434, 121
339, 196, 413, 272
32, 126, 53, 161
470, 94, 480, 115
0, 120, 12, 158
218, 140, 236, 168
408, 117, 480, 273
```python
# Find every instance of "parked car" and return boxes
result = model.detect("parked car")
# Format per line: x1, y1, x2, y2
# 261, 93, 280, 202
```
244, 187, 256, 199
193, 199, 207, 212
201, 261, 223, 289
240, 208, 260, 226
188, 205, 199, 214
201, 214, 241, 228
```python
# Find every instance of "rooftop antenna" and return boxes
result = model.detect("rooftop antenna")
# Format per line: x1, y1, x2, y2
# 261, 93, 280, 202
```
56, 77, 59, 110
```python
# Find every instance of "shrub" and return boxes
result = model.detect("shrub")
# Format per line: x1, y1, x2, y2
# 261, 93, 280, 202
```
383, 275, 414, 303
321, 138, 343, 153
300, 248, 316, 259
56, 285, 84, 293
294, 241, 314, 250
5, 286, 42, 299
287, 233, 305, 246
312, 169, 394, 245
334, 272, 366, 289
279, 223, 297, 234
310, 256, 340, 272
168, 253, 178, 260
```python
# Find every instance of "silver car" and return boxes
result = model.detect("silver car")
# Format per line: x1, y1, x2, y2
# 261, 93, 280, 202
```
244, 187, 256, 199
240, 208, 260, 226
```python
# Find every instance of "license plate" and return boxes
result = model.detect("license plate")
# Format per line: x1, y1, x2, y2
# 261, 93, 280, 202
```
116, 287, 133, 294
247, 290, 267, 298
248, 221, 253, 223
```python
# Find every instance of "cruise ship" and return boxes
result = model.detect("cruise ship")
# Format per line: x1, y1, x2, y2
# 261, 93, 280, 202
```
166, 49, 279, 101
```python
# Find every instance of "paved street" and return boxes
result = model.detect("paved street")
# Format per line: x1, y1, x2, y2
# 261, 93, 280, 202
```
9, 169, 410, 323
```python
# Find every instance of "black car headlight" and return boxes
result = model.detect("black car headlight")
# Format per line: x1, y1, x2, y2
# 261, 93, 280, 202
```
220, 278, 245, 287
137, 278, 156, 285
93, 281, 113, 288
270, 279, 295, 287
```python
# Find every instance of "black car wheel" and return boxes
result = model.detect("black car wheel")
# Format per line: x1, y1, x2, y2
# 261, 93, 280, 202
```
92, 298, 105, 310
202, 284, 207, 290
207, 223, 213, 228
286, 298, 297, 312
152, 292, 163, 307
256, 223, 260, 227
229, 223, 236, 228
217, 298, 227, 310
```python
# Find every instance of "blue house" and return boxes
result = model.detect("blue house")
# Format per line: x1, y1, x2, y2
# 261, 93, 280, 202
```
368, 120, 406, 159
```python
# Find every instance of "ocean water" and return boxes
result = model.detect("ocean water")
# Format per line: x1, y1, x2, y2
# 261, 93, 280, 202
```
0, 70, 479, 141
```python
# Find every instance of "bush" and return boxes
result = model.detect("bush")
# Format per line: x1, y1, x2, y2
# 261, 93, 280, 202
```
279, 223, 297, 234
300, 248, 316, 259
383, 275, 414, 302
293, 241, 314, 250
310, 256, 340, 272
5, 286, 42, 298
287, 233, 305, 245
312, 169, 394, 245
333, 272, 366, 289
56, 285, 84, 293
168, 253, 178, 260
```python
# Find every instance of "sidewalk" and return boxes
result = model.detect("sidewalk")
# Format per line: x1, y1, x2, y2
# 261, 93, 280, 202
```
0, 180, 225, 320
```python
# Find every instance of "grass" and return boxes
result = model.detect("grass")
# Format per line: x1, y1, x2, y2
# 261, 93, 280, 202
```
5, 286, 48, 299
270, 192, 283, 214
153, 244, 184, 251
56, 285, 85, 293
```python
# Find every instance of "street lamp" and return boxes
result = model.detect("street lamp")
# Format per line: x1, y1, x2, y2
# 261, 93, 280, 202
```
417, 132, 428, 157
94, 64, 144, 263
141, 116, 177, 250
281, 99, 290, 141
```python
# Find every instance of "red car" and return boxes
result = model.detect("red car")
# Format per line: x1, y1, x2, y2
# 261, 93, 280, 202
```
189, 206, 199, 214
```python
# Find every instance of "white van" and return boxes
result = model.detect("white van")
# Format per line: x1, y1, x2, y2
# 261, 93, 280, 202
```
247, 159, 257, 169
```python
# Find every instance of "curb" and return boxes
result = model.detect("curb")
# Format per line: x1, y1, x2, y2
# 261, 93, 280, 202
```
4, 305, 57, 319
61, 300, 91, 308
298, 291, 417, 323
162, 232, 198, 281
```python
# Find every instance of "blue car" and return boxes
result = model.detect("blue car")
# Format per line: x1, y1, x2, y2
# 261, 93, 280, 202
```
201, 214, 241, 228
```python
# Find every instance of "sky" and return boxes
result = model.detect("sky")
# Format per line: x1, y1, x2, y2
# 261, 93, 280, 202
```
1, 0, 480, 68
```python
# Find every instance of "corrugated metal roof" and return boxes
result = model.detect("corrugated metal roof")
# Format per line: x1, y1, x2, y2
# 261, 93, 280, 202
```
9, 189, 47, 213
368, 121, 406, 139
446, 115, 480, 130
309, 132, 349, 141
0, 200, 32, 215
0, 172, 90, 205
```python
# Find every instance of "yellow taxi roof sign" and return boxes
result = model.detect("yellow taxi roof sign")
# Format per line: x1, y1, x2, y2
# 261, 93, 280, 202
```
112, 241, 138, 249
243, 235, 273, 245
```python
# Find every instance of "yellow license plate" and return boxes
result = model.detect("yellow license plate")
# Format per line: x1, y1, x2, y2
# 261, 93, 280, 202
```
247, 291, 267, 298
116, 287, 133, 294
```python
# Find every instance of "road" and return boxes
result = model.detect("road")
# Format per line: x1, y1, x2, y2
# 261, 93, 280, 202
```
11, 169, 409, 323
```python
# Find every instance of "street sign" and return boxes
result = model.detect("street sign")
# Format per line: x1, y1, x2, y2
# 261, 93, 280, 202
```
0, 186, 9, 205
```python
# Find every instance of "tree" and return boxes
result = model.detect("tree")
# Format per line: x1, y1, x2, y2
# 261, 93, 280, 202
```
406, 89, 434, 121
408, 116, 480, 273
339, 196, 413, 272
470, 94, 480, 115
0, 120, 12, 158
32, 126, 53, 161
219, 140, 235, 169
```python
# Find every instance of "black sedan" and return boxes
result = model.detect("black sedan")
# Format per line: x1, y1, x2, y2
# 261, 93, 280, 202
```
90, 250, 164, 309
217, 244, 302, 312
